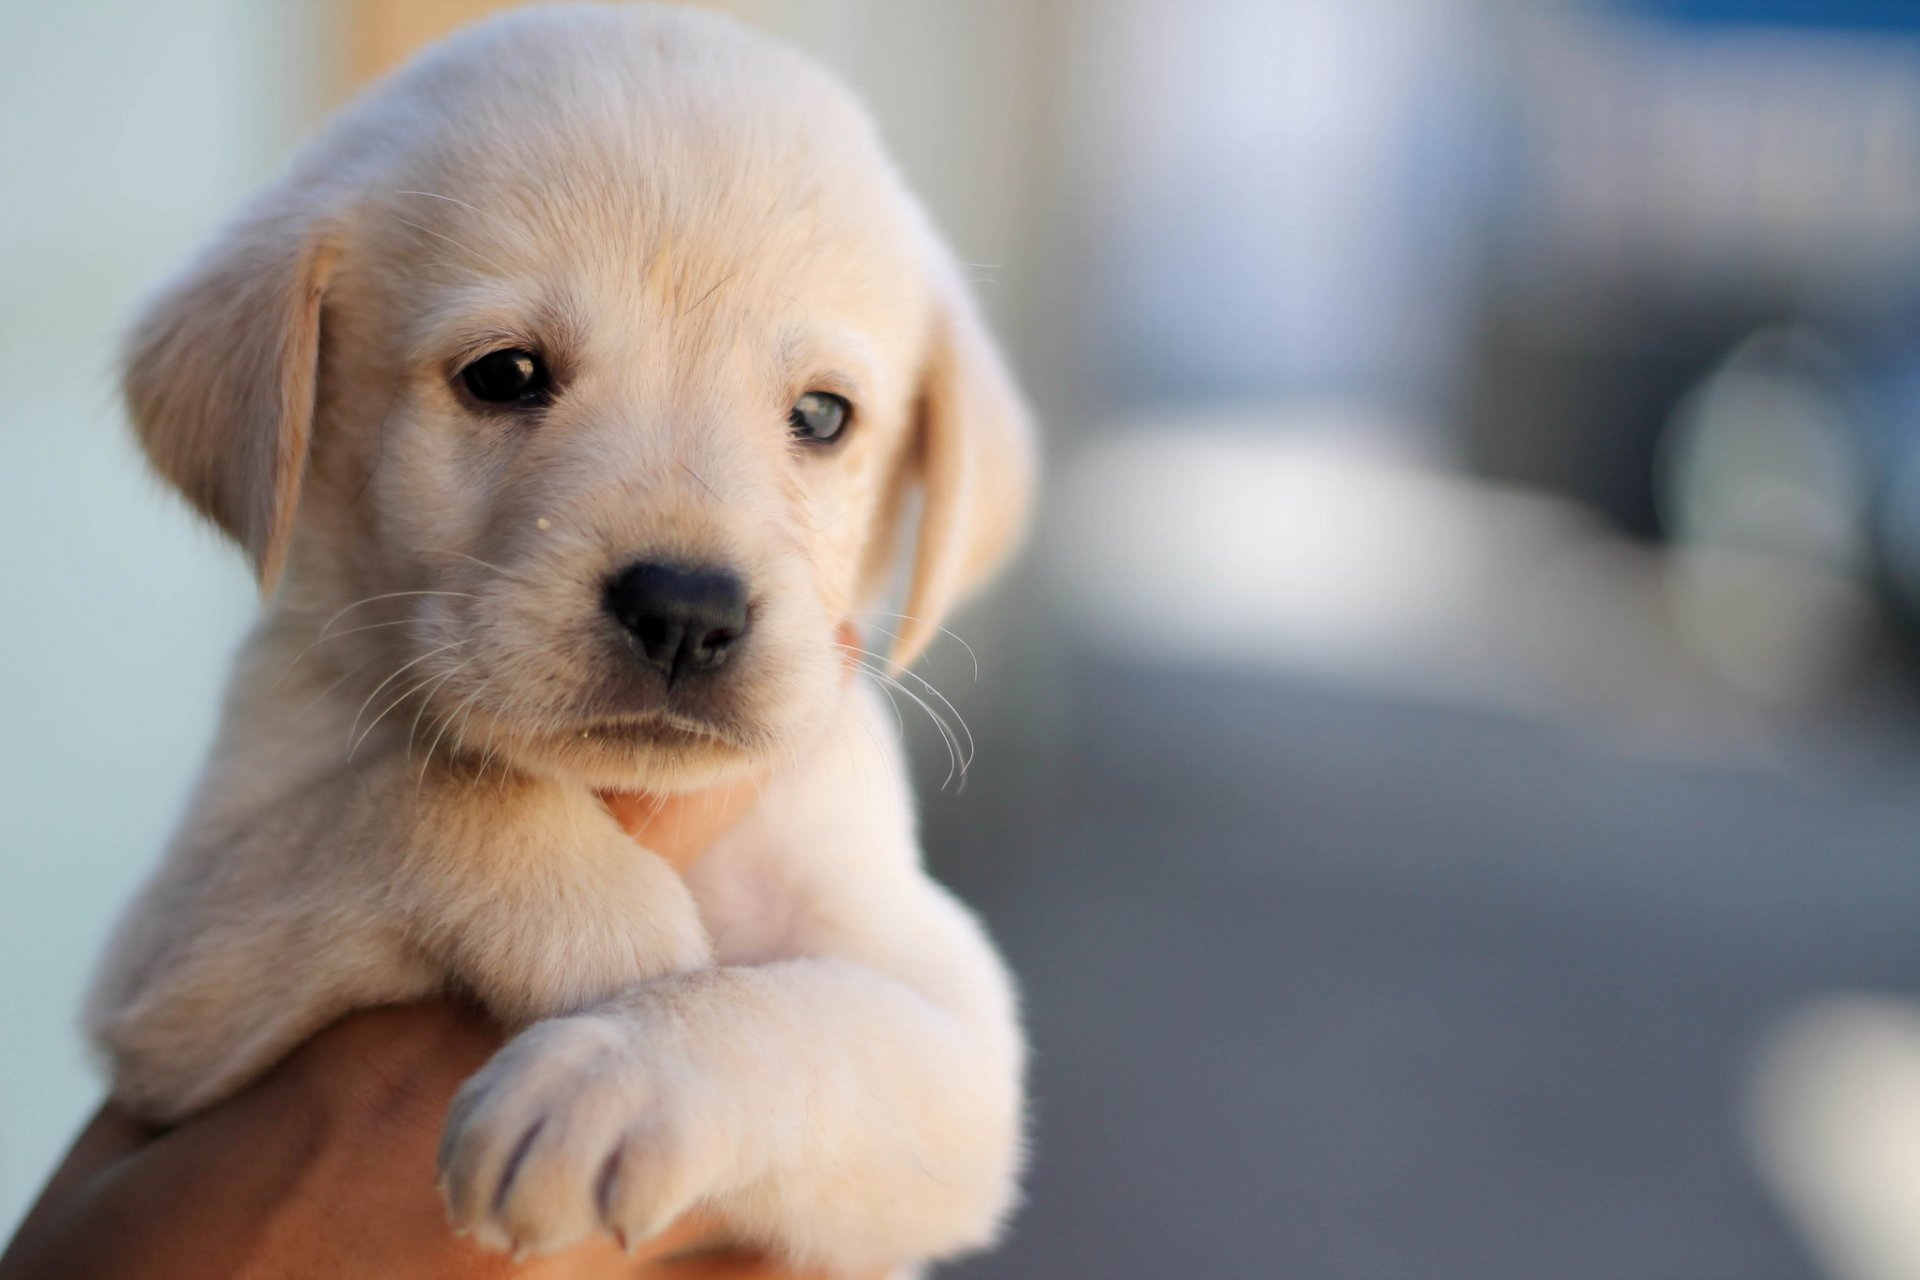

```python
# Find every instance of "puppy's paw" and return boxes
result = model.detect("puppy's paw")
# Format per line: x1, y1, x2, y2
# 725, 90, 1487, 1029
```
438, 1013, 738, 1256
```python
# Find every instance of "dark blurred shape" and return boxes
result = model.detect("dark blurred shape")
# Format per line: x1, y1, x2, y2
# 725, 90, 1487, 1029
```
1618, 0, 1920, 32
1457, 0, 1920, 688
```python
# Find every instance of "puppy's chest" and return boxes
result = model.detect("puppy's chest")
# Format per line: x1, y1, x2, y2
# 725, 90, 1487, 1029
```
685, 838, 811, 966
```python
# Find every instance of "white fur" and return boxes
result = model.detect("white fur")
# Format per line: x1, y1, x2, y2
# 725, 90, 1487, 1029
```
85, 5, 1034, 1273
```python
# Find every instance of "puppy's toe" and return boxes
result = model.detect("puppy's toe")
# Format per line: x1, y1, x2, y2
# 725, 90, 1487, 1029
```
487, 1116, 609, 1254
439, 1013, 729, 1255
596, 1121, 723, 1248
438, 1081, 537, 1244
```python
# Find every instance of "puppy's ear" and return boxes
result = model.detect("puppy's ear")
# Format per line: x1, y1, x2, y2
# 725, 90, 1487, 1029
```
891, 263, 1038, 668
123, 196, 338, 593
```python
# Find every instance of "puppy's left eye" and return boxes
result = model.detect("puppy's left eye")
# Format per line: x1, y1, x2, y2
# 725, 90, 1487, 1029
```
460, 348, 552, 408
789, 391, 850, 444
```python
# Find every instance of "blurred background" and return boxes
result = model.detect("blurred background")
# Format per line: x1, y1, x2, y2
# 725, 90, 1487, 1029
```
9, 0, 1920, 1275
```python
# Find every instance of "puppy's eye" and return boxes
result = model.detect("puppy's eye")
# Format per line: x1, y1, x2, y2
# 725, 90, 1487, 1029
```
460, 348, 551, 407
789, 391, 850, 444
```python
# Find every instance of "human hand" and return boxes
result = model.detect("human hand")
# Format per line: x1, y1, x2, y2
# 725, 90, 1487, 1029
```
0, 997, 853, 1278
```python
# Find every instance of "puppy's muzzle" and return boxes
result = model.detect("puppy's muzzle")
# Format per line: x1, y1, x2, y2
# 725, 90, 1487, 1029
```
604, 562, 749, 683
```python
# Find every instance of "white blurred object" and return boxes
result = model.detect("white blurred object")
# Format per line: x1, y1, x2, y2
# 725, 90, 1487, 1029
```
1051, 412, 1875, 748
1658, 328, 1879, 711
1055, 417, 1556, 684
1665, 547, 1876, 714
1749, 996, 1920, 1280
1660, 330, 1869, 575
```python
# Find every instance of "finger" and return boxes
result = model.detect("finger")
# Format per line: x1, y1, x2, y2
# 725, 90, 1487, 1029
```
835, 621, 861, 680
277, 1000, 504, 1136
597, 775, 761, 872
42, 1102, 157, 1188
0, 1101, 159, 1272
651, 1252, 877, 1280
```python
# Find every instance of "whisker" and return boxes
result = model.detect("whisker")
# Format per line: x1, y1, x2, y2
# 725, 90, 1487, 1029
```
859, 663, 908, 743
847, 633, 976, 768
307, 590, 478, 645
347, 639, 467, 758
420, 548, 544, 584
283, 617, 417, 673
855, 611, 979, 681
424, 680, 484, 762
880, 655, 975, 774
292, 660, 370, 722
838, 692, 894, 776
849, 655, 966, 789
352, 665, 454, 763
451, 682, 495, 786
476, 708, 507, 788
408, 661, 470, 761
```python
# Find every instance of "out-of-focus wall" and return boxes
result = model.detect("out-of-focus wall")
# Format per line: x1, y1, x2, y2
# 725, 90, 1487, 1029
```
0, 0, 327, 1235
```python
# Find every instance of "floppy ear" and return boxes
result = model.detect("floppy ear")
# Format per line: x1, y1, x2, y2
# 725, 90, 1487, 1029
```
123, 196, 338, 593
891, 264, 1038, 669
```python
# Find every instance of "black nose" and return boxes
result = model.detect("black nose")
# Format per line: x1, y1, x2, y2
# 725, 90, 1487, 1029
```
604, 562, 750, 680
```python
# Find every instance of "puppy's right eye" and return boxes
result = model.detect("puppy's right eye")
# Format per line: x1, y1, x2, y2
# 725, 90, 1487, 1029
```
460, 348, 551, 407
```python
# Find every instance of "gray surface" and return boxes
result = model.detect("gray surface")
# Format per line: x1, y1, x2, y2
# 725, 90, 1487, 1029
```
927, 656, 1920, 1279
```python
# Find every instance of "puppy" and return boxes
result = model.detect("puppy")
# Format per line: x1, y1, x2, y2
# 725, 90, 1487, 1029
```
84, 4, 1034, 1273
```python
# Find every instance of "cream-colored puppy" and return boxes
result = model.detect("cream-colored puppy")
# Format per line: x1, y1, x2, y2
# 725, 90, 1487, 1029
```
84, 4, 1033, 1272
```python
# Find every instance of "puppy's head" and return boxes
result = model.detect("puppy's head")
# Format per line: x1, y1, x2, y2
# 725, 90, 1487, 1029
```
123, 4, 1033, 789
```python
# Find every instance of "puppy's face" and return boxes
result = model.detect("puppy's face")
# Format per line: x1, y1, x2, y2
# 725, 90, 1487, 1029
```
353, 189, 910, 786
124, 6, 1033, 791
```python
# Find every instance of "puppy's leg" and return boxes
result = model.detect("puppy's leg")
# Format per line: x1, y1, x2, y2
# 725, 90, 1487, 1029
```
88, 894, 432, 1121
395, 763, 715, 1026
440, 692, 1025, 1269
86, 791, 435, 1120
91, 753, 711, 1122
440, 886, 1022, 1269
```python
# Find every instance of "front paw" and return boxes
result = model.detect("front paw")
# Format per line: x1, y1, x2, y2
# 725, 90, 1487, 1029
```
438, 1013, 738, 1256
